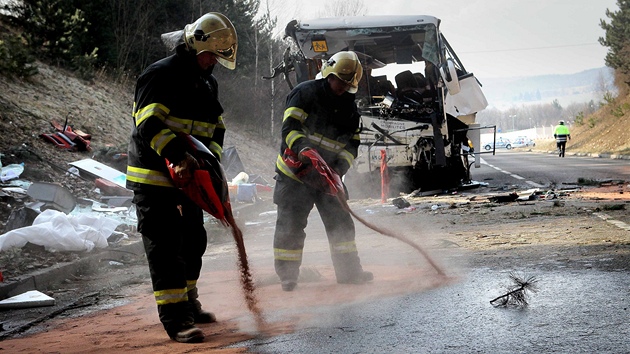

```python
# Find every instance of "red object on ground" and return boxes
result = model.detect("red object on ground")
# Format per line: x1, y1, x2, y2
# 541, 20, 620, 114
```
50, 120, 91, 151
255, 184, 273, 193
39, 133, 75, 150
380, 149, 389, 203
0, 270, 3, 282
95, 178, 133, 196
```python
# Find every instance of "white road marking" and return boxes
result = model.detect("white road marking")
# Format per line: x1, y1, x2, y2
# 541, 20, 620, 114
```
593, 212, 630, 232
481, 159, 544, 187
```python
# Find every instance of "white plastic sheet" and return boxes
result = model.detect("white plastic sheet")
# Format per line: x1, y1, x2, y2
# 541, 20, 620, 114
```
0, 209, 120, 252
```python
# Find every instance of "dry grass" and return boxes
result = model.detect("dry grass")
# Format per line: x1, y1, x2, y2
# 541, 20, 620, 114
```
537, 93, 630, 155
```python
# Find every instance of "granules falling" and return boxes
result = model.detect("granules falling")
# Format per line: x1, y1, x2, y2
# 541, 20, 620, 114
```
225, 211, 268, 331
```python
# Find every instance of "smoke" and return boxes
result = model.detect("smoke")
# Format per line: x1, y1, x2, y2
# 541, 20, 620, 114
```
161, 30, 185, 51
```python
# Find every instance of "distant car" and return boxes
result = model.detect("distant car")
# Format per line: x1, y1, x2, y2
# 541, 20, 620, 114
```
484, 137, 512, 150
512, 136, 536, 148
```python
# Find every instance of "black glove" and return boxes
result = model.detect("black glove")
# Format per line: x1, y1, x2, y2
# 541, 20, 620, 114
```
173, 152, 199, 180
298, 147, 312, 165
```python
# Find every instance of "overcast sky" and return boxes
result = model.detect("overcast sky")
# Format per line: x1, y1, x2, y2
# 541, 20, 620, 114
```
260, 0, 619, 79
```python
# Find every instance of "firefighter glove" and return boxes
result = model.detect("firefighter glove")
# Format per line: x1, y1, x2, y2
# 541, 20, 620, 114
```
173, 152, 200, 180
298, 147, 312, 165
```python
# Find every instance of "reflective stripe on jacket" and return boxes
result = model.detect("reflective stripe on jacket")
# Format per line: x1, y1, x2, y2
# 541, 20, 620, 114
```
126, 45, 225, 195
275, 79, 361, 181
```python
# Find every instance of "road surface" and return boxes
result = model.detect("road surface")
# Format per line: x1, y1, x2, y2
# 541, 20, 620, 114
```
0, 151, 629, 353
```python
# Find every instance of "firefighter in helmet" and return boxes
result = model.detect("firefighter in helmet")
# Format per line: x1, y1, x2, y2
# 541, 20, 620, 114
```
273, 51, 373, 292
126, 12, 237, 343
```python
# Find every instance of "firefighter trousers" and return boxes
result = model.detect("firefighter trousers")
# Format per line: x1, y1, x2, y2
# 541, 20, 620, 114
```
272, 174, 365, 283
135, 191, 207, 336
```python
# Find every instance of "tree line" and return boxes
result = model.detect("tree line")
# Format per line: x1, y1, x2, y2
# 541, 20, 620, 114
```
0, 0, 627, 143
0, 0, 294, 144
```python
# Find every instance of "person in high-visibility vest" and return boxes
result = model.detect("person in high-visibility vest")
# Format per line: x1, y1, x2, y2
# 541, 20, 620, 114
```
553, 120, 571, 157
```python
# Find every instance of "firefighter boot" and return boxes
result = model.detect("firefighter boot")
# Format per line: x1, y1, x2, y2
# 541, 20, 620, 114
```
337, 271, 374, 284
332, 252, 373, 284
188, 287, 216, 324
169, 325, 204, 343
275, 259, 300, 291
281, 280, 297, 291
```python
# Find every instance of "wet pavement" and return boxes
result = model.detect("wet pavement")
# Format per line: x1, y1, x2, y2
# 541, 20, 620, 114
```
1, 189, 629, 352
238, 267, 630, 353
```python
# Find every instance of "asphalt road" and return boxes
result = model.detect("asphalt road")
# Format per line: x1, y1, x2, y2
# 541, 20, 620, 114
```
238, 268, 630, 353
1, 150, 629, 353
235, 151, 630, 353
473, 150, 630, 189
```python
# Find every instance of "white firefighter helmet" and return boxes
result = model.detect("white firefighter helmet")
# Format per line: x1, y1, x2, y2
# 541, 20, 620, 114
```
184, 12, 237, 70
320, 51, 363, 93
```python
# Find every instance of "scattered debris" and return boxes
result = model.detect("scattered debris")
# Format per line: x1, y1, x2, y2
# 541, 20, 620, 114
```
601, 204, 626, 211
69, 158, 127, 187
392, 197, 410, 209
94, 178, 133, 197
490, 273, 539, 308
26, 182, 76, 213
0, 209, 121, 252
3, 207, 39, 233
0, 163, 25, 183
488, 193, 519, 203
0, 290, 55, 309
40, 116, 92, 152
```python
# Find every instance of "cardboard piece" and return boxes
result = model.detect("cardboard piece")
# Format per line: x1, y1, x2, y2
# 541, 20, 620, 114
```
0, 290, 55, 309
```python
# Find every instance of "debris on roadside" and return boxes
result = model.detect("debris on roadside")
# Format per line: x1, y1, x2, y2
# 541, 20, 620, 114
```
392, 197, 410, 209
490, 273, 539, 308
0, 163, 25, 183
40, 116, 92, 152
227, 171, 274, 204
0, 290, 55, 309
69, 158, 127, 188
488, 192, 518, 203
26, 182, 76, 213
0, 209, 121, 252
91, 145, 128, 173
490, 273, 538, 307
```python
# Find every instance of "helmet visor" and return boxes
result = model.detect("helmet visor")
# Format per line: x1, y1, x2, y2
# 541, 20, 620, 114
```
187, 20, 238, 69
337, 70, 362, 93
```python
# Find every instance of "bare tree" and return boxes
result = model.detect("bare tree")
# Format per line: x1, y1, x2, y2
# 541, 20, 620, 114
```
319, 0, 367, 17
110, 0, 152, 73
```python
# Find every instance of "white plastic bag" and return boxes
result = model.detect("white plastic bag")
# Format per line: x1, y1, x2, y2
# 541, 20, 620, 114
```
0, 209, 120, 252
0, 163, 25, 183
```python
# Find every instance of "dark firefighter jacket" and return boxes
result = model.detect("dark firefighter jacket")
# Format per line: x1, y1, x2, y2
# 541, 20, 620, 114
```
275, 78, 361, 181
126, 45, 225, 198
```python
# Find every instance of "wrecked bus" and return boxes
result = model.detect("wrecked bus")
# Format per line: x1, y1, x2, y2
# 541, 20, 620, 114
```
266, 15, 488, 197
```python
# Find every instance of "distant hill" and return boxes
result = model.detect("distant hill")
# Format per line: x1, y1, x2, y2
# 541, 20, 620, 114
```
478, 67, 615, 109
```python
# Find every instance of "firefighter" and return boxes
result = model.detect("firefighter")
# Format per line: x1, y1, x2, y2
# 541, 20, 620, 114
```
126, 12, 237, 343
553, 120, 571, 157
273, 51, 373, 292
